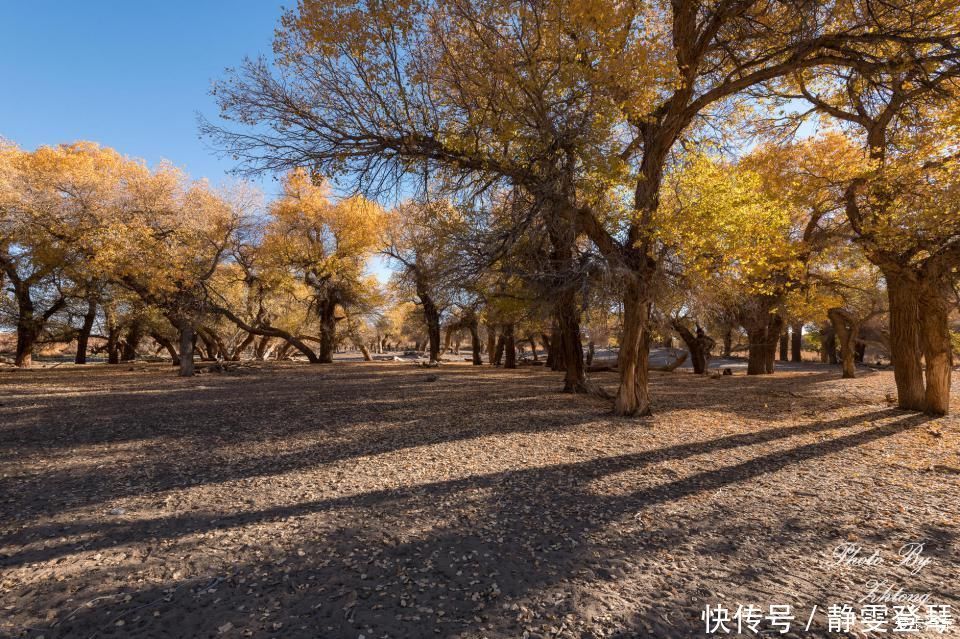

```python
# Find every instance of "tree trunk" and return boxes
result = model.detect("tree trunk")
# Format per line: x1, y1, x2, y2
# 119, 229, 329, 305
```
854, 341, 866, 363
555, 292, 585, 391
121, 318, 144, 361
177, 321, 195, 376
722, 328, 733, 357
152, 332, 178, 365
503, 323, 516, 369
779, 329, 789, 362
74, 298, 97, 365
14, 323, 38, 368
585, 341, 595, 366
886, 273, 926, 411
828, 308, 858, 379
614, 278, 651, 416
421, 294, 441, 363
493, 334, 505, 366
674, 323, 704, 374
14, 301, 39, 368
231, 331, 255, 361
487, 327, 497, 365
919, 281, 952, 415
468, 320, 483, 365
746, 328, 767, 375
763, 315, 783, 374
319, 301, 338, 363
790, 322, 803, 363
549, 324, 565, 372
542, 332, 554, 368
745, 312, 782, 375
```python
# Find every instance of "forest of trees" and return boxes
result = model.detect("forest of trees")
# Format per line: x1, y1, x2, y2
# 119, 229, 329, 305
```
3, 0, 960, 416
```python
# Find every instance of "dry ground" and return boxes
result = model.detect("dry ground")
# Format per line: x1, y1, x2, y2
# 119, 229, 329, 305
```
1, 362, 958, 638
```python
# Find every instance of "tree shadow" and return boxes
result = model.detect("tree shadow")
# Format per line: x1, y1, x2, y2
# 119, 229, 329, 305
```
6, 409, 944, 639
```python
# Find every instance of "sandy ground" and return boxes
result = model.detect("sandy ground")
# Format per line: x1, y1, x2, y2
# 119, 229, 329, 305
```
1, 362, 958, 638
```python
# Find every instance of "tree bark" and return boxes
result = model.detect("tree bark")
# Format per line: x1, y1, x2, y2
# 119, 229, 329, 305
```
487, 327, 497, 365
555, 292, 585, 391
779, 329, 789, 362
493, 334, 505, 366
613, 278, 652, 416
790, 322, 803, 363
828, 308, 858, 379
121, 318, 144, 361
177, 321, 195, 377
318, 300, 338, 363
885, 272, 926, 411
722, 328, 733, 357
919, 281, 952, 415
75, 298, 97, 365
503, 323, 516, 369
421, 293, 441, 363
672, 321, 713, 375
745, 312, 783, 375
468, 319, 483, 365
151, 332, 178, 365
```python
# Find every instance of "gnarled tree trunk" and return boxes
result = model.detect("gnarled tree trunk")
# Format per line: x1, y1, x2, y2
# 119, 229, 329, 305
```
614, 277, 651, 416
828, 308, 859, 379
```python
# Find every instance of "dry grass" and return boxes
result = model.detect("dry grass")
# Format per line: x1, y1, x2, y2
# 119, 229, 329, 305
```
1, 362, 958, 638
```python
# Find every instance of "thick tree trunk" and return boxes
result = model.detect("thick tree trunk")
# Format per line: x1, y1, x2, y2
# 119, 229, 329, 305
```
487, 328, 497, 365
763, 315, 783, 374
745, 312, 783, 375
14, 322, 38, 368
828, 308, 858, 379
121, 318, 144, 361
177, 321, 195, 376
722, 328, 733, 358
746, 329, 767, 375
886, 273, 926, 411
614, 278, 651, 416
919, 282, 952, 415
791, 322, 803, 363
503, 323, 516, 369
319, 301, 338, 364
421, 294, 441, 363
779, 329, 789, 362
556, 292, 585, 392
14, 298, 39, 367
585, 341, 595, 366
75, 298, 97, 365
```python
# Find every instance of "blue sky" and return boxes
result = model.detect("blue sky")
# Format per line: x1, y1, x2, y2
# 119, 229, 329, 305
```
0, 1, 285, 192
0, 1, 395, 279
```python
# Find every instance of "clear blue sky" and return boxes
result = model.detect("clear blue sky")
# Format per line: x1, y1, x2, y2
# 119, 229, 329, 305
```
0, 1, 395, 279
0, 1, 285, 192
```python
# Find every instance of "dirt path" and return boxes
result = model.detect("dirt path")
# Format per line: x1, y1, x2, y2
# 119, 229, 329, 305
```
1, 363, 958, 638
